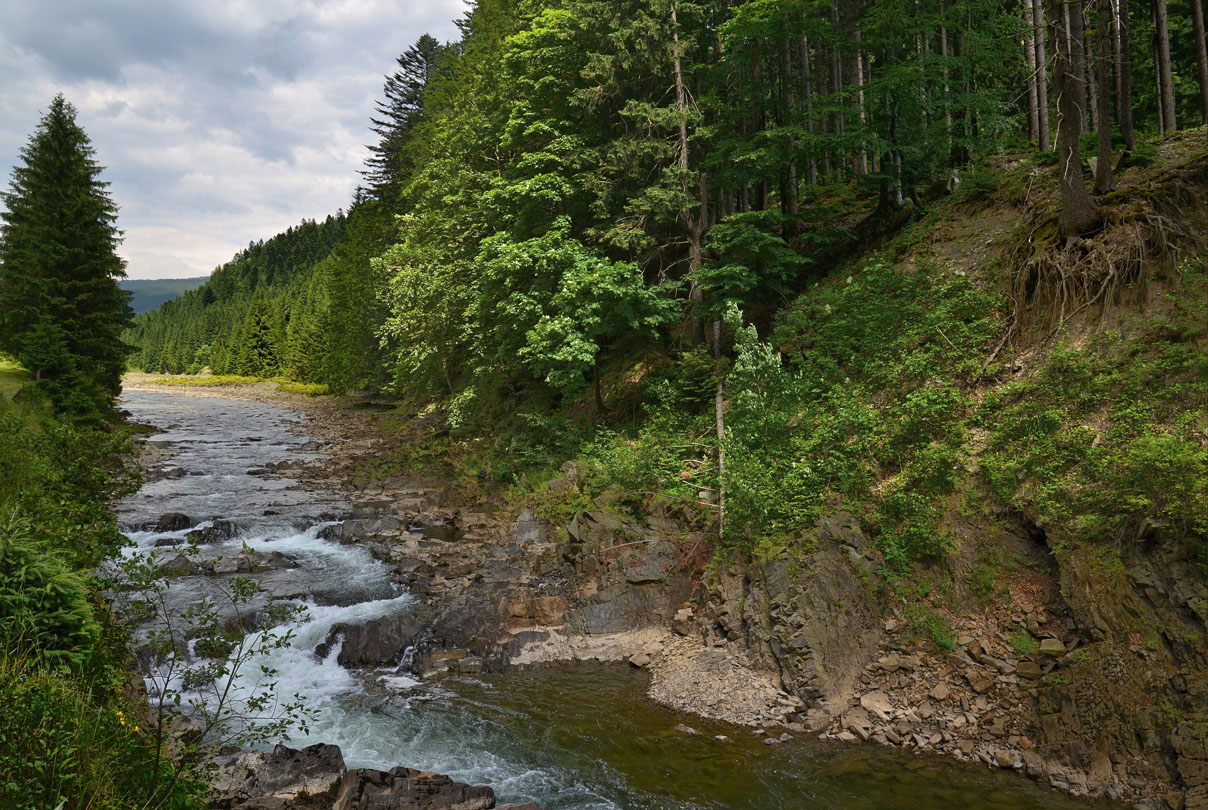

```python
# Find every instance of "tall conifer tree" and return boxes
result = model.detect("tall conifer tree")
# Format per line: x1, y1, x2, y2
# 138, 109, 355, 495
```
0, 94, 131, 416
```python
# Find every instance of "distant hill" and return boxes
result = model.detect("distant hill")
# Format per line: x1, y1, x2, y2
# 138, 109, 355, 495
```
120, 277, 211, 314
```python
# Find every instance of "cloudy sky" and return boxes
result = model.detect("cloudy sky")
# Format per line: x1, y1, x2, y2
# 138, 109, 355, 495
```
0, 0, 465, 279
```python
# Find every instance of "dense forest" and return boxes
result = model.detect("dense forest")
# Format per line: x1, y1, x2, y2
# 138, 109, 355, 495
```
125, 0, 1208, 556
127, 0, 1208, 393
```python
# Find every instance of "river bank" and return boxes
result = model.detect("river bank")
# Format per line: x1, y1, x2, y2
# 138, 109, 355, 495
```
117, 377, 1187, 809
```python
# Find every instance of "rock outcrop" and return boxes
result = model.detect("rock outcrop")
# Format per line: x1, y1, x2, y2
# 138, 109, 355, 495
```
210, 743, 540, 810
315, 614, 421, 666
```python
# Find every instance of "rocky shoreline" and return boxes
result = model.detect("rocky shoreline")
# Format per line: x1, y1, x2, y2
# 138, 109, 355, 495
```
122, 379, 1207, 810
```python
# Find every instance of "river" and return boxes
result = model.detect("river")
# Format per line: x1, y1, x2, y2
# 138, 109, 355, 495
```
113, 388, 1123, 810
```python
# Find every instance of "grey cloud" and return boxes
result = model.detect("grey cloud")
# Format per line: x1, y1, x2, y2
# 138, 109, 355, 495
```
1, 0, 468, 279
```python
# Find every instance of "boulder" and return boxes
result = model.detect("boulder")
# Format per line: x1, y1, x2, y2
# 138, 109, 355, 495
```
333, 767, 494, 810
212, 550, 295, 575
210, 743, 345, 809
157, 553, 206, 576
194, 519, 241, 544
966, 672, 995, 694
1038, 637, 1067, 656
859, 691, 893, 720
210, 743, 526, 810
154, 512, 194, 532
1016, 661, 1044, 680
317, 615, 421, 667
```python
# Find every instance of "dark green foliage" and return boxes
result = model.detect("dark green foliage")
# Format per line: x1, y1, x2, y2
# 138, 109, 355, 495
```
0, 397, 136, 569
234, 289, 280, 377
363, 34, 450, 202
0, 654, 206, 810
0, 95, 132, 418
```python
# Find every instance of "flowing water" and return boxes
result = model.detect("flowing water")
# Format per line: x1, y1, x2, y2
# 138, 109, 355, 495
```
115, 389, 1123, 810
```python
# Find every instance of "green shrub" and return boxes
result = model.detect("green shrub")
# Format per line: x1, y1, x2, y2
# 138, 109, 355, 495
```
0, 654, 205, 810
0, 517, 100, 671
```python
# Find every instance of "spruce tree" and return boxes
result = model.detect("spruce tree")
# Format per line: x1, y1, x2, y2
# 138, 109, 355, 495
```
0, 95, 132, 416
363, 34, 447, 201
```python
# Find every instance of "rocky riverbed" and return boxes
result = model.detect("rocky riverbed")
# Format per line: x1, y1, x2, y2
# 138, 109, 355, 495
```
116, 379, 1190, 809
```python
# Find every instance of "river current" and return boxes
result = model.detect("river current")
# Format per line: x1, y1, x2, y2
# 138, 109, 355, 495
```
114, 388, 1122, 810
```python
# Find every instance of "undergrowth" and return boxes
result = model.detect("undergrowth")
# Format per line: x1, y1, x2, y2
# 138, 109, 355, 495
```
981, 260, 1208, 565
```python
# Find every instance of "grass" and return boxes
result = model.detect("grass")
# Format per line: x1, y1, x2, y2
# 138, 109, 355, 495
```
0, 357, 29, 400
142, 374, 262, 387
135, 373, 329, 396
274, 380, 329, 396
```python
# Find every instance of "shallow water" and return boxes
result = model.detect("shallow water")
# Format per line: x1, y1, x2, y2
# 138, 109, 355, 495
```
116, 389, 1123, 810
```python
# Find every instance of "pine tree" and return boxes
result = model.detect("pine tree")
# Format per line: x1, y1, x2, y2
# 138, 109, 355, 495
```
235, 289, 279, 377
0, 95, 132, 416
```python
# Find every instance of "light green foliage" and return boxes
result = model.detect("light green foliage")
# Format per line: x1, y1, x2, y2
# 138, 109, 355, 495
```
0, 356, 28, 400
496, 225, 672, 398
566, 259, 1000, 565
144, 375, 261, 387
980, 264, 1208, 566
721, 261, 999, 560
1010, 630, 1038, 655
0, 517, 99, 671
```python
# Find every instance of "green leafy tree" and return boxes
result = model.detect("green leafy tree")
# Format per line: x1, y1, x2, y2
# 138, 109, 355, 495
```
0, 95, 132, 417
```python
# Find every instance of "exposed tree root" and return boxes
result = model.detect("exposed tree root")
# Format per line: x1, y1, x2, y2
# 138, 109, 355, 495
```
1007, 130, 1208, 340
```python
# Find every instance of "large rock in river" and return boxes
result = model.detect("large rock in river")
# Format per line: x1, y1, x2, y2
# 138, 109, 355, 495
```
316, 614, 421, 667
153, 512, 194, 532
210, 743, 524, 810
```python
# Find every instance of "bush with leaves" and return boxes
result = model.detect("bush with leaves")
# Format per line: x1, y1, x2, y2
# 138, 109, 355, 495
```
0, 516, 100, 672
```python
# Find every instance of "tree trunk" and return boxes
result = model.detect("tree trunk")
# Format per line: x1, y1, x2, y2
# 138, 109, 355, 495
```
1025, 0, 1041, 142
1154, 19, 1167, 134
851, 31, 869, 177
1116, 0, 1135, 147
712, 318, 725, 541
671, 2, 707, 347
1155, 0, 1177, 132
1191, 0, 1208, 124
1084, 1, 1098, 132
1050, 0, 1103, 237
799, 29, 819, 184
1033, 0, 1052, 148
782, 25, 800, 218
1095, 0, 1114, 193
940, 21, 954, 148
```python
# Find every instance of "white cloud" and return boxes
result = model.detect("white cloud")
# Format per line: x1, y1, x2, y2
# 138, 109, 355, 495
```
0, 0, 466, 279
